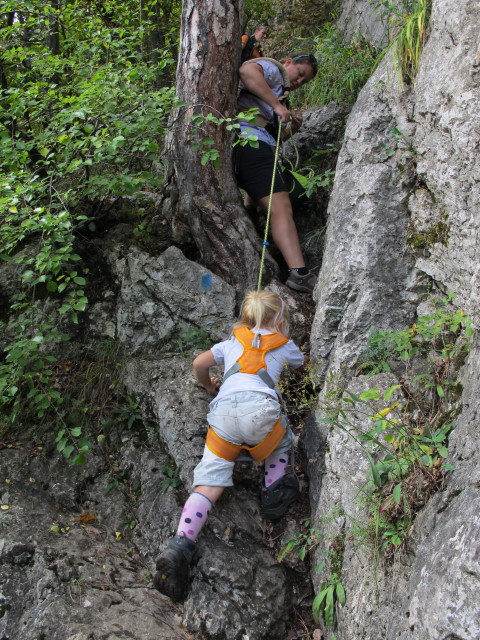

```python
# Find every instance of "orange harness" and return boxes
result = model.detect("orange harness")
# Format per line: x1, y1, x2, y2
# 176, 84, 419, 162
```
206, 416, 287, 462
206, 327, 289, 462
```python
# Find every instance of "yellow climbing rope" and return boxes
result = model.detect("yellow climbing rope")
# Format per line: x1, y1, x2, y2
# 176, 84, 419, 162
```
257, 123, 283, 290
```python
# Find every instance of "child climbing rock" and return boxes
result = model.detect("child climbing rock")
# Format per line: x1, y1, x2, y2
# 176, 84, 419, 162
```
153, 289, 304, 601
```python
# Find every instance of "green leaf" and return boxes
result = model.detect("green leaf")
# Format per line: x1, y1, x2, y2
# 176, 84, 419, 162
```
367, 452, 382, 488
312, 587, 329, 621
63, 445, 74, 459
290, 170, 309, 189
325, 585, 335, 627
336, 581, 346, 605
436, 384, 445, 398
392, 483, 402, 504
22, 270, 35, 282
77, 438, 92, 452
359, 388, 380, 401
384, 384, 401, 401
70, 454, 86, 466
70, 427, 82, 437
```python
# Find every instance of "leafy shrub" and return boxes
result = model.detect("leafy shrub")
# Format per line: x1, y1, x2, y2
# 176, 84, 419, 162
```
0, 1, 178, 448
291, 23, 379, 109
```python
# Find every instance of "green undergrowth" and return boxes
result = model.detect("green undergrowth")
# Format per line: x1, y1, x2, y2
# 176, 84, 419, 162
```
295, 293, 475, 625
289, 0, 431, 111
2, 338, 145, 467
0, 1, 181, 457
278, 359, 318, 428
372, 0, 432, 85
291, 22, 380, 109
321, 295, 473, 562
278, 515, 346, 630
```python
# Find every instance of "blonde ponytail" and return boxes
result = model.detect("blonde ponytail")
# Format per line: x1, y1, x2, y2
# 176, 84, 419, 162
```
234, 290, 289, 336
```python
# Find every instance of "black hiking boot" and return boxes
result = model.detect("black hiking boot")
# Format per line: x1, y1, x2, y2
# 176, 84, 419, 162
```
261, 474, 300, 521
285, 270, 317, 294
153, 535, 196, 601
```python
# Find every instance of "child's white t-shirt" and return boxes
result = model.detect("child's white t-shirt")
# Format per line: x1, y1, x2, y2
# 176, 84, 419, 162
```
210, 327, 304, 404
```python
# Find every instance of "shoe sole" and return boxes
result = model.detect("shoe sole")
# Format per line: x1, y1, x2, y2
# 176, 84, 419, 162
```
285, 278, 314, 293
153, 550, 189, 601
263, 491, 298, 520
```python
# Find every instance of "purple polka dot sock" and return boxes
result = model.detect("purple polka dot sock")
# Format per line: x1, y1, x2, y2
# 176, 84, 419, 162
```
264, 452, 289, 487
176, 491, 213, 542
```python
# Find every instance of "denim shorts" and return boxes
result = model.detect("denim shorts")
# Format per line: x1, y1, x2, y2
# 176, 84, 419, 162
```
193, 391, 294, 488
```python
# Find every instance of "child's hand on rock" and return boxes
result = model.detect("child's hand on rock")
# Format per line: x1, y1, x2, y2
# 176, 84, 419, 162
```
205, 376, 220, 396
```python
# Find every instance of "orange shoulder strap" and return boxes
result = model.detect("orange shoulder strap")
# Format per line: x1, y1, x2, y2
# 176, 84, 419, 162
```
233, 327, 288, 374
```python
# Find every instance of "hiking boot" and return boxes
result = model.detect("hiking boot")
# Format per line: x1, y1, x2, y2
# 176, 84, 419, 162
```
285, 270, 317, 294
153, 535, 196, 601
261, 474, 300, 521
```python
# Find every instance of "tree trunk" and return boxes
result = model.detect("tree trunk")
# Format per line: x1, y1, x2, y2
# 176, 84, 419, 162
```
45, 0, 60, 56
163, 0, 276, 297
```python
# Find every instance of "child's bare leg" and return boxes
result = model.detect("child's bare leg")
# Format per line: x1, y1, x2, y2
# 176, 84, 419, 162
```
194, 485, 225, 504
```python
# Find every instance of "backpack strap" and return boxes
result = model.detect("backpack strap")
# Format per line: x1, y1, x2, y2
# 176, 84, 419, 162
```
241, 34, 256, 63
239, 57, 290, 97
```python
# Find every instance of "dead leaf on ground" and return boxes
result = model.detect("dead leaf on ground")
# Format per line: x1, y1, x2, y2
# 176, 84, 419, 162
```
72, 512, 97, 523
82, 526, 103, 537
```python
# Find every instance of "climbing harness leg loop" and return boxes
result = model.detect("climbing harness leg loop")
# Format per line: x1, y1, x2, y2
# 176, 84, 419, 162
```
206, 418, 286, 463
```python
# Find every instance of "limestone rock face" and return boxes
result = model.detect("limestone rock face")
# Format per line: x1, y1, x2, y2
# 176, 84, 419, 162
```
310, 56, 420, 374
282, 102, 348, 167
91, 225, 236, 354
337, 0, 390, 46
306, 1, 480, 639
0, 445, 185, 640
122, 357, 292, 640
413, 0, 480, 319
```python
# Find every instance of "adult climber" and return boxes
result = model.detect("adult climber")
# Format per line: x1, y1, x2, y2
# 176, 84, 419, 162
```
241, 22, 270, 63
235, 53, 318, 293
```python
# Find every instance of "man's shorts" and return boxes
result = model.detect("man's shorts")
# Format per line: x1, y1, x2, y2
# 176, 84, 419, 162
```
192, 391, 294, 488
235, 140, 304, 209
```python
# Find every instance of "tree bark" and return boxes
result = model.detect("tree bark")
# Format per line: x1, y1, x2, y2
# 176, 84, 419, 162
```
163, 0, 276, 298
